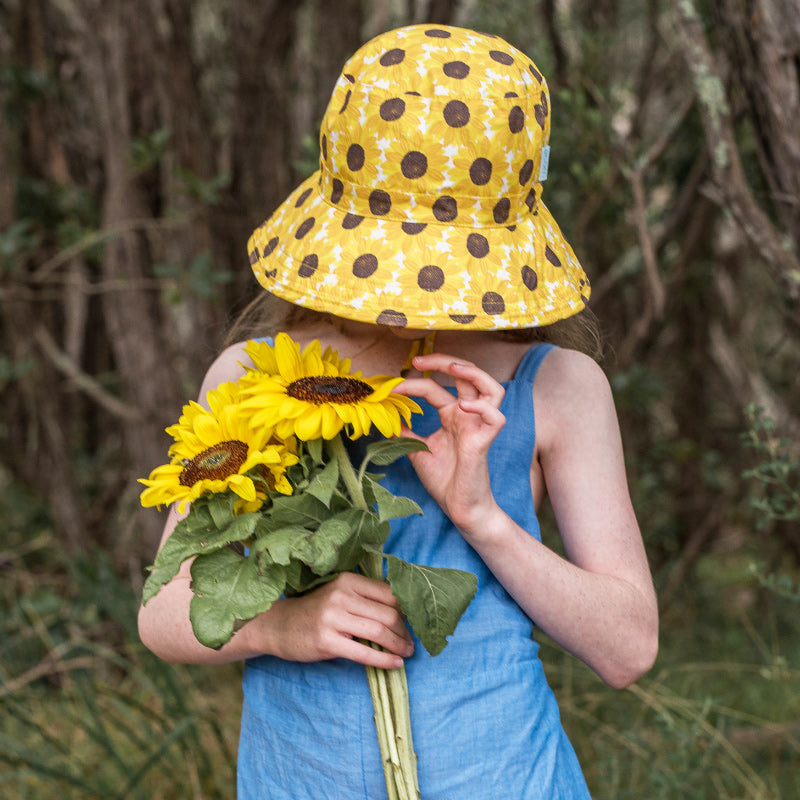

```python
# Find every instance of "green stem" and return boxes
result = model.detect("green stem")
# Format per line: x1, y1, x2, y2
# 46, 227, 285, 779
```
325, 434, 383, 578
325, 434, 420, 798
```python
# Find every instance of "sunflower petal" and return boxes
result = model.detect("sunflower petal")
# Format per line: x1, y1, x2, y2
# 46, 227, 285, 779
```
274, 332, 305, 381
294, 407, 324, 441
227, 474, 257, 502
193, 414, 223, 447
367, 401, 401, 438
321, 404, 343, 440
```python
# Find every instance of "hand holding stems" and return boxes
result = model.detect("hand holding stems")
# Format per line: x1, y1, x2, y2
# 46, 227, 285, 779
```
394, 353, 507, 538
256, 573, 413, 670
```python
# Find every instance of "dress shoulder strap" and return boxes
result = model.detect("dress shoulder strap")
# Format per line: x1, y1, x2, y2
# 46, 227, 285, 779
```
513, 342, 555, 383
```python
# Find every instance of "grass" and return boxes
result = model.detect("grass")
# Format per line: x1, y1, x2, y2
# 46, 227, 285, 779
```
0, 527, 240, 799
2, 501, 799, 798
540, 561, 800, 800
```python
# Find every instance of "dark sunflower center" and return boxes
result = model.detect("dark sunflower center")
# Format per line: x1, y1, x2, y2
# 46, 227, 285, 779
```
286, 376, 373, 404
179, 440, 249, 486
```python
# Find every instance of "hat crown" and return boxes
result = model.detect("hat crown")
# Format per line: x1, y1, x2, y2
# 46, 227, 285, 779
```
319, 25, 551, 228
248, 24, 589, 332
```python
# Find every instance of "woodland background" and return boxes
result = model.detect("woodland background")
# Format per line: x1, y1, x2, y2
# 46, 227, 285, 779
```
1, 0, 799, 797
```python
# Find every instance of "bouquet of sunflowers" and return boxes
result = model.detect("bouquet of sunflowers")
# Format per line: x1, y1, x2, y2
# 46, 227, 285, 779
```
139, 332, 477, 800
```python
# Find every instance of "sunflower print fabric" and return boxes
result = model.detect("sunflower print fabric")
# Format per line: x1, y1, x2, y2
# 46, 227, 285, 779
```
248, 24, 590, 331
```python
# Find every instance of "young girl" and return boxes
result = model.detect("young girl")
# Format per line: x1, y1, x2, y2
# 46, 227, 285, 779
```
138, 24, 658, 799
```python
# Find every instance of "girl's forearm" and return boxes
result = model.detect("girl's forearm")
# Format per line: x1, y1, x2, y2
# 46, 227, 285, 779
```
463, 506, 658, 689
137, 566, 268, 665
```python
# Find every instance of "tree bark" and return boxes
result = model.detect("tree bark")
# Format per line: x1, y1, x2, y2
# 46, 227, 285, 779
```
673, 0, 800, 304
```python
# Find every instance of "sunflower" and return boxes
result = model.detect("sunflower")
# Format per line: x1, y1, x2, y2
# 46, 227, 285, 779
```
239, 333, 421, 441
139, 381, 298, 513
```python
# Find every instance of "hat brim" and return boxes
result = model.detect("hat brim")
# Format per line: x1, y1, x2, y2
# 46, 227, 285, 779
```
248, 171, 590, 331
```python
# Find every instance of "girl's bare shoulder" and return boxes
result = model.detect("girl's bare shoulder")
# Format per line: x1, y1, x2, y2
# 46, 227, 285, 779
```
533, 347, 617, 447
197, 341, 254, 401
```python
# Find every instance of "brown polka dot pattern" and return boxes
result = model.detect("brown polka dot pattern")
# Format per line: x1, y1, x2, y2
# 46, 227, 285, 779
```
467, 234, 490, 258
347, 144, 365, 171
248, 24, 589, 331
380, 98, 405, 121
418, 265, 445, 291
482, 292, 505, 314
508, 106, 525, 133
298, 254, 318, 278
353, 254, 378, 278
444, 61, 469, 78
342, 213, 363, 229
432, 196, 457, 222
295, 188, 312, 207
470, 158, 492, 186
369, 190, 392, 216
521, 265, 538, 290
295, 218, 315, 239
380, 49, 405, 66
443, 99, 470, 128
493, 198, 510, 224
401, 151, 428, 179
376, 309, 407, 326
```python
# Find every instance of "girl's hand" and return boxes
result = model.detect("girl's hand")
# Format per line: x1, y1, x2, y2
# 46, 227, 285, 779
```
248, 572, 414, 670
395, 353, 507, 537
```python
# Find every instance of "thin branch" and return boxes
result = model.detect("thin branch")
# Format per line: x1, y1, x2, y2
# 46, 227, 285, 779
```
29, 215, 188, 283
629, 166, 666, 319
672, 0, 800, 304
33, 325, 143, 421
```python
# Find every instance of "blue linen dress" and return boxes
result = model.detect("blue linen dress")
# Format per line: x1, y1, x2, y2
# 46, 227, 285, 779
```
237, 343, 592, 799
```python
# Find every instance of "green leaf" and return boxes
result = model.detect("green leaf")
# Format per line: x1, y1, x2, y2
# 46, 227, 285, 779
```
304, 457, 339, 507
253, 525, 312, 565
189, 549, 286, 648
255, 517, 362, 576
207, 492, 237, 529
363, 437, 429, 467
383, 553, 477, 656
362, 475, 423, 522
302, 517, 355, 574
269, 492, 332, 528
331, 508, 391, 571
141, 504, 259, 604
306, 437, 324, 464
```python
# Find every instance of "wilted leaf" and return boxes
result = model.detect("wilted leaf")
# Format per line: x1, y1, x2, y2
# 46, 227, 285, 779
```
254, 517, 356, 576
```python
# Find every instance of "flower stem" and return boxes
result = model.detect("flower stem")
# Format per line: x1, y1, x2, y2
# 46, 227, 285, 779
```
325, 434, 420, 798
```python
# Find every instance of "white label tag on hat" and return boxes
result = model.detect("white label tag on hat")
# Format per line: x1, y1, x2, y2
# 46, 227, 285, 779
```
539, 145, 550, 182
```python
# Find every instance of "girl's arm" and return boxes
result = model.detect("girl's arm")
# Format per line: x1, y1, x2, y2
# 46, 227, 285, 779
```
136, 343, 413, 670
397, 348, 658, 689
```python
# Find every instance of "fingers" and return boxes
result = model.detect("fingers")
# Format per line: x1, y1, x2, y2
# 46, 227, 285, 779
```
457, 396, 506, 429
275, 573, 414, 669
398, 353, 505, 409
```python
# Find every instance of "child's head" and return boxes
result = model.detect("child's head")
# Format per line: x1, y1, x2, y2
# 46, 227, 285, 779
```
247, 24, 589, 333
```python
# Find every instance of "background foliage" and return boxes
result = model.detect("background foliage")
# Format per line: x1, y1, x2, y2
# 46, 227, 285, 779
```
1, 0, 799, 796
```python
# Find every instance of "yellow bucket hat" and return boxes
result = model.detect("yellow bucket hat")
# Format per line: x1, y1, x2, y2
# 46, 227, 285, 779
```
248, 24, 590, 330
